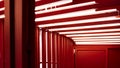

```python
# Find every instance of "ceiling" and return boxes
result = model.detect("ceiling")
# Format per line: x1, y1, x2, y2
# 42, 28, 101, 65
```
35, 0, 120, 45
0, 0, 120, 45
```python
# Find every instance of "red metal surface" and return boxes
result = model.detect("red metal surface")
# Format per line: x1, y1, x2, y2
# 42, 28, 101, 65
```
76, 50, 106, 68
108, 48, 120, 68
0, 21, 3, 68
42, 29, 46, 68
75, 45, 120, 68
4, 0, 10, 68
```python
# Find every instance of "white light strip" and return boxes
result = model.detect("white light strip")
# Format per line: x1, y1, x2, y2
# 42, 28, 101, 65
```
59, 28, 120, 34
35, 0, 72, 11
74, 39, 120, 41
49, 23, 120, 31
35, 9, 117, 22
35, 1, 96, 14
35, 9, 96, 21
35, 0, 41, 2
75, 42, 120, 45
66, 33, 120, 37
0, 7, 5, 11
38, 16, 120, 28
75, 40, 120, 43
72, 36, 120, 39
0, 0, 3, 2
0, 14, 5, 19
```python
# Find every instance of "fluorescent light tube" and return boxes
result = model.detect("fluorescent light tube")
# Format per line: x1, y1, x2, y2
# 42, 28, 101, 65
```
0, 7, 5, 11
74, 39, 120, 41
35, 0, 73, 11
35, 9, 96, 21
35, 1, 96, 14
74, 40, 120, 43
49, 23, 120, 31
0, 14, 5, 19
0, 0, 3, 2
38, 16, 120, 28
35, 9, 117, 21
35, 0, 41, 2
75, 42, 120, 45
66, 32, 120, 37
59, 28, 120, 34
72, 36, 120, 39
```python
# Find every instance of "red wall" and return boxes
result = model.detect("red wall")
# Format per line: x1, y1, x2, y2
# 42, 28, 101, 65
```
0, 21, 3, 68
75, 45, 120, 68
37, 29, 75, 68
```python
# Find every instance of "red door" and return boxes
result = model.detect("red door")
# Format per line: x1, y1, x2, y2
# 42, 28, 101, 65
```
0, 22, 3, 68
75, 50, 106, 68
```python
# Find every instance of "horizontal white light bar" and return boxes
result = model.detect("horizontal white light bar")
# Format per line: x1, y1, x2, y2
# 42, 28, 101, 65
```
0, 14, 5, 19
35, 9, 117, 22
75, 42, 120, 45
49, 23, 120, 31
35, 9, 96, 21
59, 28, 120, 34
66, 32, 120, 37
75, 40, 120, 43
74, 39, 120, 41
38, 16, 120, 28
72, 36, 120, 39
35, 0, 41, 2
0, 0, 3, 2
35, 0, 72, 11
0, 7, 5, 11
35, 1, 96, 14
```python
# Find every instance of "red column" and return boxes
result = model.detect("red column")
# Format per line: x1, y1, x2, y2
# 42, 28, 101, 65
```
57, 34, 61, 68
48, 32, 51, 68
42, 29, 46, 68
52, 32, 55, 68
0, 21, 3, 68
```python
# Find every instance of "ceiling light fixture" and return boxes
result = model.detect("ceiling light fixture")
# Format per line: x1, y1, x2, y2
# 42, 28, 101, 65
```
35, 0, 73, 11
38, 16, 120, 28
59, 28, 120, 34
35, 9, 117, 21
35, 0, 41, 2
0, 0, 3, 2
75, 42, 120, 45
35, 1, 96, 14
0, 7, 5, 11
72, 36, 120, 39
0, 14, 5, 19
66, 32, 120, 37
49, 23, 120, 31
35, 9, 96, 21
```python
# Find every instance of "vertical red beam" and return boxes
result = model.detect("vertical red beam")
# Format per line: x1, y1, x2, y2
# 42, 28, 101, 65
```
4, 0, 10, 68
42, 29, 46, 68
0, 21, 3, 68
55, 33, 58, 68
66, 38, 69, 68
52, 32, 55, 68
57, 33, 59, 68
35, 27, 40, 68
15, 0, 23, 68
48, 32, 51, 68
61, 36, 64, 68
64, 37, 66, 68
15, 0, 35, 68
57, 35, 61, 68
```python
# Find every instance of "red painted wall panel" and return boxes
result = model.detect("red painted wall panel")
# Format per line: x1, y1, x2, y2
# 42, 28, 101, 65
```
75, 45, 120, 68
108, 48, 120, 68
0, 22, 3, 68
76, 50, 106, 68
